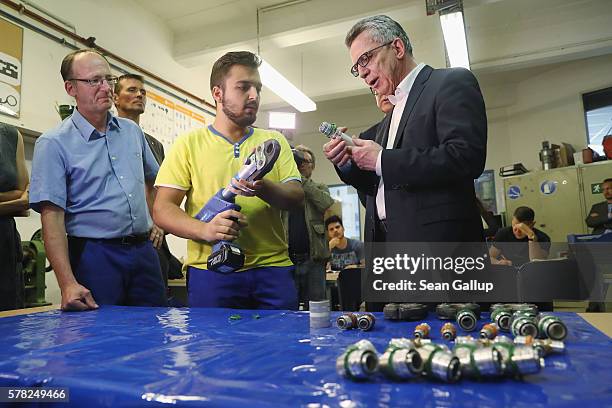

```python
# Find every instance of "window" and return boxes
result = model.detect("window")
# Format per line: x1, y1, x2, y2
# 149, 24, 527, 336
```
328, 184, 361, 240
583, 87, 612, 156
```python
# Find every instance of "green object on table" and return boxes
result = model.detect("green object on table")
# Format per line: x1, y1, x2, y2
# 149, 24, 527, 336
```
252, 314, 261, 320
229, 314, 243, 321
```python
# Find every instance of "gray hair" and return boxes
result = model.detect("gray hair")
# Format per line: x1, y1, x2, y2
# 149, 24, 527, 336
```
345, 15, 412, 55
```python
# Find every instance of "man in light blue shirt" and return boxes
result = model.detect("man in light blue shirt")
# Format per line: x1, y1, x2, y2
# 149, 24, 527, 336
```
29, 49, 166, 311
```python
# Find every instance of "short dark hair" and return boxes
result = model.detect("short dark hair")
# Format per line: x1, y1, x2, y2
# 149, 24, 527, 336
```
115, 73, 144, 94
325, 215, 343, 230
603, 178, 612, 185
210, 51, 261, 92
60, 49, 109, 81
514, 206, 535, 223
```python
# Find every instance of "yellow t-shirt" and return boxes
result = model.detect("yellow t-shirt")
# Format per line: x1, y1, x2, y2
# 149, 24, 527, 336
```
156, 125, 301, 271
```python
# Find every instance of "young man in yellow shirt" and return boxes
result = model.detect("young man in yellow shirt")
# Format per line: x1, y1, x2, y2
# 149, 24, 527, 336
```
153, 51, 304, 309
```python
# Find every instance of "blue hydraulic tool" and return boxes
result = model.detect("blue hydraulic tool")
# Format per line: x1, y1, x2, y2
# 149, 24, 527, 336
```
195, 139, 281, 273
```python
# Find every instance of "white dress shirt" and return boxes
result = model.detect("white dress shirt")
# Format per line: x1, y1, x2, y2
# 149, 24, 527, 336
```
375, 63, 425, 220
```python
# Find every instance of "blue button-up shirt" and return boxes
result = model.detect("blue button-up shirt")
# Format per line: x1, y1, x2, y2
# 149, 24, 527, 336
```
30, 109, 159, 238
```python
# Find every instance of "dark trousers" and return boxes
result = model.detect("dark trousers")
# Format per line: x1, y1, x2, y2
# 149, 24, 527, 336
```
187, 265, 298, 310
0, 217, 23, 311
68, 238, 167, 307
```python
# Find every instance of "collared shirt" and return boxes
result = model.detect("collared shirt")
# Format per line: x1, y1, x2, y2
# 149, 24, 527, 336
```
375, 62, 426, 220
29, 108, 159, 238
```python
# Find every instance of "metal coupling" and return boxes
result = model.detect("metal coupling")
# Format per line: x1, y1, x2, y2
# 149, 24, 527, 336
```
336, 340, 379, 380
417, 343, 461, 382
491, 308, 512, 332
414, 323, 431, 339
511, 315, 539, 338
510, 345, 545, 376
441, 322, 457, 340
379, 339, 424, 380
455, 335, 478, 345
384, 303, 429, 321
538, 314, 567, 341
514, 335, 565, 356
454, 343, 505, 378
480, 323, 499, 340
357, 313, 376, 331
336, 313, 358, 330
456, 308, 478, 331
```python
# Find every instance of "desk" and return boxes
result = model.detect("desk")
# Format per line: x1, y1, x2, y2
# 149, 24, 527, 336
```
0, 307, 610, 407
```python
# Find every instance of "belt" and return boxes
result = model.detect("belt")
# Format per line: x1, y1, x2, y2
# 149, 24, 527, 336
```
69, 233, 150, 246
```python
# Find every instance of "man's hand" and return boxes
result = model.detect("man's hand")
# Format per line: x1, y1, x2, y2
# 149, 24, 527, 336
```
228, 179, 264, 197
351, 138, 383, 171
149, 224, 164, 249
514, 223, 536, 240
199, 209, 247, 242
61, 282, 99, 311
329, 237, 341, 251
323, 128, 353, 167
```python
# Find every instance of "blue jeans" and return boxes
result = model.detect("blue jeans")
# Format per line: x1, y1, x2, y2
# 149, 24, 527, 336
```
187, 265, 298, 310
68, 238, 167, 306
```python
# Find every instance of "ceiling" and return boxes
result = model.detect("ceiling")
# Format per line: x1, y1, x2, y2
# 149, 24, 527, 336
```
134, 0, 612, 111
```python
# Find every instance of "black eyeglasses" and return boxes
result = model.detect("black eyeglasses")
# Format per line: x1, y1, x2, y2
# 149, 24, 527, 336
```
68, 76, 119, 87
350, 41, 393, 77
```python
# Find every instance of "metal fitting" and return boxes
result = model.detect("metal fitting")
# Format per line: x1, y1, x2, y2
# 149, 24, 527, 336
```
336, 340, 379, 380
455, 335, 478, 345
379, 339, 424, 380
514, 335, 565, 356
336, 313, 358, 330
441, 322, 457, 340
538, 315, 567, 341
357, 313, 376, 331
383, 303, 428, 321
456, 309, 478, 331
510, 345, 545, 376
414, 323, 431, 339
454, 343, 505, 378
480, 323, 499, 340
417, 343, 461, 382
491, 308, 512, 332
511, 315, 539, 338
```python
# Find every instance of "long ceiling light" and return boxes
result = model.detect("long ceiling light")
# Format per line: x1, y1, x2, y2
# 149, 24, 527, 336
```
439, 10, 470, 69
258, 59, 316, 112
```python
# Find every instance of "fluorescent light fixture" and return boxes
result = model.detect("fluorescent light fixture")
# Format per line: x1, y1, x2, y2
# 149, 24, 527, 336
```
439, 11, 470, 69
269, 111, 296, 129
259, 59, 316, 112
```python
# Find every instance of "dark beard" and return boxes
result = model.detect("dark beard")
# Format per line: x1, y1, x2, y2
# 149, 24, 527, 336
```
221, 96, 257, 128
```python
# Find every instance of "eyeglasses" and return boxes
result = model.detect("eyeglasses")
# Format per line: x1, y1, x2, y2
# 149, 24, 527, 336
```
350, 41, 394, 77
68, 76, 119, 87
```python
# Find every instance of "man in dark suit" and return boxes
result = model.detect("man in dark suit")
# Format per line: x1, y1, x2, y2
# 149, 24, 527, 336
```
324, 15, 487, 245
586, 178, 612, 234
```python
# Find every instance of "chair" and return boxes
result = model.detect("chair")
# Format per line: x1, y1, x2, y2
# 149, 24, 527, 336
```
337, 267, 362, 312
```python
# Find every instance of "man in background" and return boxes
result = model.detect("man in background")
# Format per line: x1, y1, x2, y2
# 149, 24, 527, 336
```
114, 74, 183, 287
586, 178, 612, 234
489, 206, 550, 266
285, 145, 335, 309
325, 215, 364, 271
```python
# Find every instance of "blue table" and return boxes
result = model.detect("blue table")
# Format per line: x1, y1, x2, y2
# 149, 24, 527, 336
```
0, 307, 610, 407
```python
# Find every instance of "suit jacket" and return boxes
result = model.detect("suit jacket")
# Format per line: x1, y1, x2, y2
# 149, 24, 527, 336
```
337, 65, 487, 243
586, 201, 612, 234
144, 132, 165, 165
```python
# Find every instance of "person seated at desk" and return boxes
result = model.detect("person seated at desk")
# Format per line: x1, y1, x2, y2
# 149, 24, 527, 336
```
325, 215, 364, 271
586, 178, 612, 234
489, 206, 550, 266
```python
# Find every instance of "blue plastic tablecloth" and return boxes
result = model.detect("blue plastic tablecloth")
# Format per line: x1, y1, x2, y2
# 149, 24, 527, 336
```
0, 307, 610, 407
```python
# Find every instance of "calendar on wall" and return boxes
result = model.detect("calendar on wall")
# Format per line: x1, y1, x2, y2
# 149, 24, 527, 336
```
140, 90, 209, 152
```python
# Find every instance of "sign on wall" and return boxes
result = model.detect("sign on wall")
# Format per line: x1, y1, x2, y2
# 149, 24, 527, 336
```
0, 17, 23, 118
